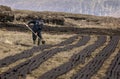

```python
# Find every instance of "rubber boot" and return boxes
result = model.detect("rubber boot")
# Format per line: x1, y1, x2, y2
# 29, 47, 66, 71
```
37, 39, 41, 46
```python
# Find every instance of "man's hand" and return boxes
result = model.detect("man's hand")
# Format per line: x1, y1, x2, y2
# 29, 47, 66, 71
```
34, 33, 37, 36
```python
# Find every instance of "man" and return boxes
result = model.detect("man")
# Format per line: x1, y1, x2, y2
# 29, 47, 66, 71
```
27, 18, 44, 46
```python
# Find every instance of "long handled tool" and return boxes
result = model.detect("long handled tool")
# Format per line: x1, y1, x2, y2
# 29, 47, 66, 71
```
24, 23, 45, 44
24, 23, 40, 39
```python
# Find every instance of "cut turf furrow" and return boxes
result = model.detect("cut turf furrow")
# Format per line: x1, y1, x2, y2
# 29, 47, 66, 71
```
104, 50, 120, 79
38, 35, 107, 79
71, 35, 107, 64
0, 35, 79, 68
0, 36, 90, 79
71, 36, 120, 79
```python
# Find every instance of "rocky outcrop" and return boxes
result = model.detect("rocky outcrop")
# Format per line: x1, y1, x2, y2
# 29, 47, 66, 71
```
0, 5, 14, 22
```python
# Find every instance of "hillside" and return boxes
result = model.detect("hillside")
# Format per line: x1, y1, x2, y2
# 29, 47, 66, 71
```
0, 5, 120, 35
0, 5, 120, 79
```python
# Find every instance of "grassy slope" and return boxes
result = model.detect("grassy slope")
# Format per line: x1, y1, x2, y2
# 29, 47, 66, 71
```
14, 10, 120, 29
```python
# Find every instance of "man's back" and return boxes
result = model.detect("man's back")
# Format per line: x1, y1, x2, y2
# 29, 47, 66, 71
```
28, 19, 43, 32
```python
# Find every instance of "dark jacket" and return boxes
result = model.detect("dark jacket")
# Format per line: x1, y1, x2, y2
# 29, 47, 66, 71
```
28, 20, 43, 32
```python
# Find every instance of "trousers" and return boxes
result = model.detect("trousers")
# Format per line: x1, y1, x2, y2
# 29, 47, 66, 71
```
32, 30, 42, 45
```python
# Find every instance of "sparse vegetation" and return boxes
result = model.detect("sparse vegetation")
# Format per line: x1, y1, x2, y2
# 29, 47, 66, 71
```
0, 5, 120, 79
